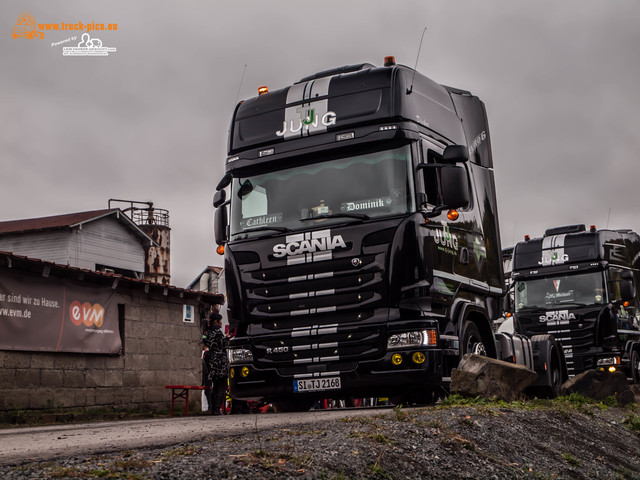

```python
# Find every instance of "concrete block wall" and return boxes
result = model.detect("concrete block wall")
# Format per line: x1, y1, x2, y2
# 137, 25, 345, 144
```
0, 291, 208, 414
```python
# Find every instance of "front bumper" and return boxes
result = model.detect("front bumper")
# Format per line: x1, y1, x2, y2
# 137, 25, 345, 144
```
229, 348, 442, 402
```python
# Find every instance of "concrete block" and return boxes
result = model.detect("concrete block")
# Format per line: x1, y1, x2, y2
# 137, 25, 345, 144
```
95, 389, 115, 406
63, 370, 85, 388
3, 388, 32, 410
125, 304, 143, 321
104, 356, 125, 370
4, 353, 31, 369
0, 369, 16, 388
85, 356, 106, 370
129, 388, 145, 404
31, 354, 57, 369
126, 354, 150, 371
85, 369, 106, 387
104, 370, 123, 387
28, 388, 55, 409
140, 338, 158, 354
122, 371, 140, 387
74, 389, 95, 407
41, 369, 64, 387
54, 389, 76, 408
138, 370, 156, 386
18, 369, 41, 387
125, 338, 141, 353
54, 356, 85, 370
145, 386, 165, 403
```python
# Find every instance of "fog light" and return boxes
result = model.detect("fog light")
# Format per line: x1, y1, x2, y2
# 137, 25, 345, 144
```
391, 353, 403, 365
608, 366, 617, 373
230, 368, 235, 378
412, 352, 426, 364
241, 367, 250, 377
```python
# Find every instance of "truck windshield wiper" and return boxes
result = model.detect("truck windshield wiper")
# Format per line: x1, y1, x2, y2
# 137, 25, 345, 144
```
517, 305, 543, 311
242, 226, 291, 234
299, 213, 370, 222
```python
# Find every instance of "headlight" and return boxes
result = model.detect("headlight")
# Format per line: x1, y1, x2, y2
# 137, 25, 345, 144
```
596, 356, 620, 366
228, 348, 253, 364
387, 330, 437, 350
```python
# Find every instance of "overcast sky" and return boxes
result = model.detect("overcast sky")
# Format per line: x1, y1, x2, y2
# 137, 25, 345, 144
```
2, 1, 639, 287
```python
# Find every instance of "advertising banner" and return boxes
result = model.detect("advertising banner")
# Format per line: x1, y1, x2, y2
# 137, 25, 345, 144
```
0, 268, 121, 354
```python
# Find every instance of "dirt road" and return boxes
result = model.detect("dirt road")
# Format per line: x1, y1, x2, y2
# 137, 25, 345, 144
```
0, 407, 386, 465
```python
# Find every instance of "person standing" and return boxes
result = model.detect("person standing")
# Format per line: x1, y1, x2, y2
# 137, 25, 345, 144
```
204, 312, 229, 415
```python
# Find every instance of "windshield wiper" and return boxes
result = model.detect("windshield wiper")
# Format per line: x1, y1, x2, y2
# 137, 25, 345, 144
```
299, 213, 370, 222
242, 226, 291, 234
517, 305, 543, 311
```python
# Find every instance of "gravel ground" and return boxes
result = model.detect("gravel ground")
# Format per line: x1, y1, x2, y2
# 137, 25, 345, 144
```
2, 399, 640, 479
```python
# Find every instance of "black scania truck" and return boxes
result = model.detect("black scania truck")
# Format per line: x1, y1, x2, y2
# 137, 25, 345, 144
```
212, 58, 558, 410
511, 224, 640, 381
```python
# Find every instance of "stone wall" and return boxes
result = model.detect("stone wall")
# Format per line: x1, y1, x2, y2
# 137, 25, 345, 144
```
0, 290, 212, 414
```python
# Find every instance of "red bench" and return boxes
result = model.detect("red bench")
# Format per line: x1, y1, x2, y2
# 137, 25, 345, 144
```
165, 385, 212, 417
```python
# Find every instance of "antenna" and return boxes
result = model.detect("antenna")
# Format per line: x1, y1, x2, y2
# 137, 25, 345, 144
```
407, 27, 428, 95
606, 207, 611, 229
234, 64, 248, 105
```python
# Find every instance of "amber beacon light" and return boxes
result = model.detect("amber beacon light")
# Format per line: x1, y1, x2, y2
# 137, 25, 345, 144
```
258, 86, 269, 95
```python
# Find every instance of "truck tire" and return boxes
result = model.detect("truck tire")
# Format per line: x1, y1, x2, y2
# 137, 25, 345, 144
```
529, 335, 564, 398
631, 349, 640, 384
461, 321, 486, 356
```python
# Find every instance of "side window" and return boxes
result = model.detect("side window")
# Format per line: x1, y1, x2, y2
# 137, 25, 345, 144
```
607, 268, 624, 302
421, 140, 441, 206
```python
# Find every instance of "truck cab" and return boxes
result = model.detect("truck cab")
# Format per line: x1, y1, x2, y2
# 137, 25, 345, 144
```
214, 58, 508, 410
511, 224, 640, 382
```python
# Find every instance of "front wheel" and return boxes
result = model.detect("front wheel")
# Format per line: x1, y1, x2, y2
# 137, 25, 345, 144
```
461, 321, 487, 356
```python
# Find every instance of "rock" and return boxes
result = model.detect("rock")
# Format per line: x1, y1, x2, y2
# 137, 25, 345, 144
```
451, 353, 538, 401
630, 384, 640, 403
560, 370, 634, 405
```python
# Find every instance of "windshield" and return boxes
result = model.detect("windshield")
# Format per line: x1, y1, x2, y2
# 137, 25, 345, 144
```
514, 271, 607, 312
229, 145, 415, 238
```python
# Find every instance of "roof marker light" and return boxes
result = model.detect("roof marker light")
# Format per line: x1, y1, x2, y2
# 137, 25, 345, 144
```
590, 225, 597, 232
258, 148, 275, 157
524, 235, 530, 241
336, 132, 354, 142
258, 86, 269, 95
384, 56, 396, 67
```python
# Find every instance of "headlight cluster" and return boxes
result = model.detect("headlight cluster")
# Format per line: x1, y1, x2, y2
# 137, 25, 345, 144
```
228, 348, 253, 364
387, 330, 437, 350
596, 356, 620, 366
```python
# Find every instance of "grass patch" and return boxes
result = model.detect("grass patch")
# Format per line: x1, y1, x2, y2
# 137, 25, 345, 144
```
623, 413, 640, 432
561, 452, 580, 466
161, 445, 201, 459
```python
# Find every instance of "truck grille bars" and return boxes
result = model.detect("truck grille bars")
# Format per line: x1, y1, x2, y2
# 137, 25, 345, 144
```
235, 247, 388, 374
244, 252, 386, 320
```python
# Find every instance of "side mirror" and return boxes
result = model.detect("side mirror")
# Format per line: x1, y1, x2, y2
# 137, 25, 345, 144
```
621, 270, 635, 301
442, 144, 469, 164
216, 172, 232, 191
213, 189, 226, 208
439, 165, 470, 209
214, 205, 228, 245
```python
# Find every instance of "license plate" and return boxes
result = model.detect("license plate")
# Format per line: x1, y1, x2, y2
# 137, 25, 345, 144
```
293, 376, 341, 392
